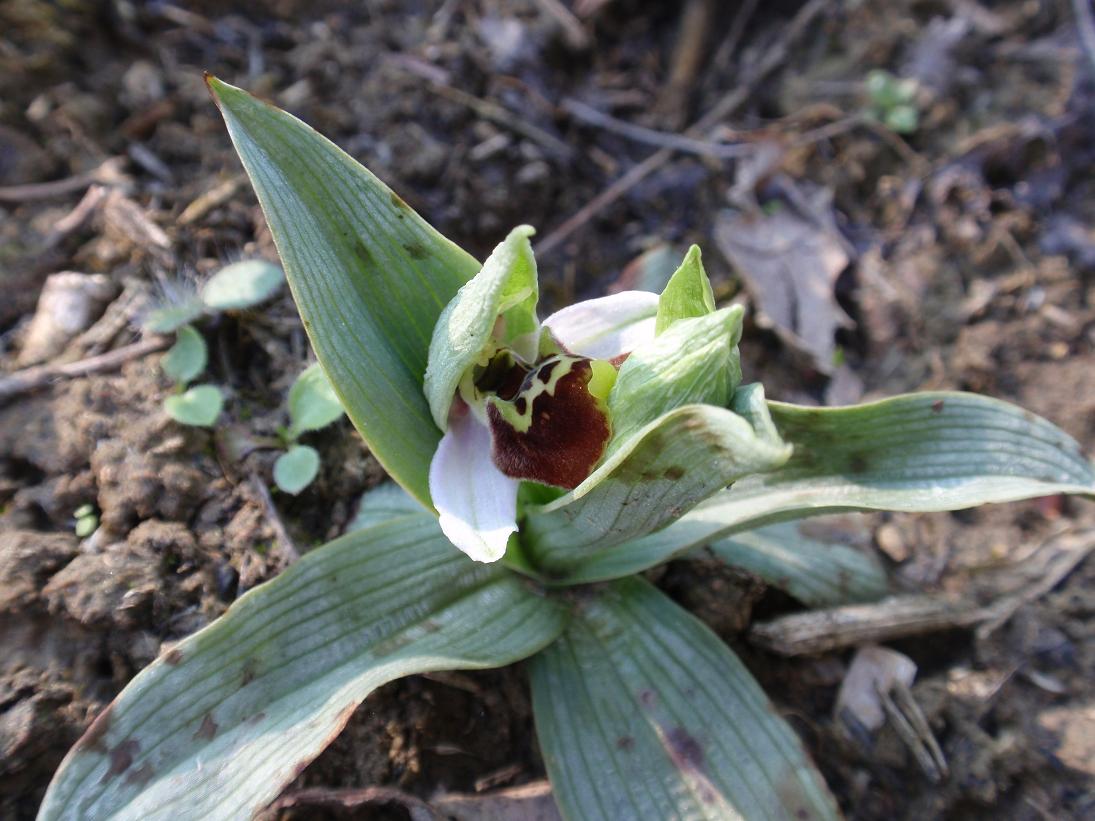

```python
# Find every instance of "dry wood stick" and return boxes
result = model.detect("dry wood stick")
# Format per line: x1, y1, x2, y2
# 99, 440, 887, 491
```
0, 336, 169, 402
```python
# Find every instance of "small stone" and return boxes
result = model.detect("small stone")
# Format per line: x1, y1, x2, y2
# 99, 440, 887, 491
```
18, 273, 116, 366
875, 522, 909, 562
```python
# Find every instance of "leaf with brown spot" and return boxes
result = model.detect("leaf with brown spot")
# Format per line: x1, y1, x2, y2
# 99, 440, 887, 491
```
205, 76, 482, 508
529, 578, 839, 820
40, 515, 566, 821
524, 391, 791, 576
194, 713, 218, 741
75, 705, 113, 753
549, 390, 1095, 585
102, 739, 140, 782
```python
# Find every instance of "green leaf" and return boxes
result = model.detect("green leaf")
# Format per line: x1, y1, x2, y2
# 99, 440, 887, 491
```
655, 244, 716, 334
523, 397, 791, 577
708, 520, 890, 607
424, 224, 539, 430
160, 325, 207, 385
74, 514, 98, 538
164, 384, 224, 427
40, 515, 567, 821
143, 297, 205, 334
530, 577, 838, 821
607, 305, 743, 453
207, 76, 481, 508
200, 260, 285, 311
273, 444, 321, 495
548, 391, 1095, 583
349, 482, 423, 531
287, 363, 344, 439
884, 105, 918, 134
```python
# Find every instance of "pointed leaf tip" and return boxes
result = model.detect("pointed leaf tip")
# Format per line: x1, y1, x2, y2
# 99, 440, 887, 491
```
209, 77, 481, 507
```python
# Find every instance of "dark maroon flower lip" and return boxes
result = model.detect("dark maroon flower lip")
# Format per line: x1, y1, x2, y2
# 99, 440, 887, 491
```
488, 356, 612, 490
428, 289, 660, 562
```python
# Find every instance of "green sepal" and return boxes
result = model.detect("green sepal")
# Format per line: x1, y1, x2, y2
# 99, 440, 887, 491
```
654, 244, 716, 334
606, 305, 743, 454
424, 225, 539, 430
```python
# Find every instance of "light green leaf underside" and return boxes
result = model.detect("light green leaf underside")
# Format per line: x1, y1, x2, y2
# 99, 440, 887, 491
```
655, 244, 716, 335
548, 391, 1095, 584
40, 515, 566, 821
160, 325, 207, 384
349, 481, 423, 531
424, 224, 539, 430
529, 577, 839, 821
287, 363, 345, 439
207, 77, 481, 508
144, 297, 205, 334
607, 305, 743, 453
200, 260, 285, 311
273, 444, 320, 495
708, 520, 890, 607
524, 387, 790, 577
164, 384, 223, 427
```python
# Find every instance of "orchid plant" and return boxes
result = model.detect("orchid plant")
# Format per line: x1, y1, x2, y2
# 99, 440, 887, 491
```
38, 79, 1095, 821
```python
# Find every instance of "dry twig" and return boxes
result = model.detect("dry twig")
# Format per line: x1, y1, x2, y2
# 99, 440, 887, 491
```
0, 157, 127, 203
0, 336, 169, 402
389, 56, 574, 162
561, 98, 757, 159
536, 0, 830, 254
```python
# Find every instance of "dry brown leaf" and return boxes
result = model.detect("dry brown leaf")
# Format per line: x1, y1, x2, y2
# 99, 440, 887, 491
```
715, 178, 853, 372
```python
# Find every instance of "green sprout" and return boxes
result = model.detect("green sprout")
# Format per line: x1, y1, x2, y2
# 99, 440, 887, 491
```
39, 78, 1095, 821
865, 68, 920, 134
73, 503, 98, 538
271, 363, 345, 495
149, 260, 284, 428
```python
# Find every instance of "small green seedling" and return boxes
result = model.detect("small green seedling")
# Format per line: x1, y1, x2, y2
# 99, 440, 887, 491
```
865, 68, 920, 134
41, 78, 1095, 821
73, 503, 98, 538
159, 324, 223, 427
149, 260, 285, 428
271, 363, 345, 495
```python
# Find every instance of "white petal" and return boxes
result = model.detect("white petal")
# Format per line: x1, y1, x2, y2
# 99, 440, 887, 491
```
429, 411, 519, 563
542, 290, 659, 360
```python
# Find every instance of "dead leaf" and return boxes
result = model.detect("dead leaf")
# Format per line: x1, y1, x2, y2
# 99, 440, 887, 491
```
715, 177, 853, 372
835, 645, 917, 734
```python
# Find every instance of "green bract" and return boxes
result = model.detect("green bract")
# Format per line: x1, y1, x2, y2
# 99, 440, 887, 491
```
423, 224, 539, 430
40, 78, 1095, 821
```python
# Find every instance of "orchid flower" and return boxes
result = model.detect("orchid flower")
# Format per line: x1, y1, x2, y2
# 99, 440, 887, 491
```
424, 226, 660, 562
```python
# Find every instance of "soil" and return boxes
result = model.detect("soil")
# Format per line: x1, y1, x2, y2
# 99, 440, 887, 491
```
2, 1, 1094, 819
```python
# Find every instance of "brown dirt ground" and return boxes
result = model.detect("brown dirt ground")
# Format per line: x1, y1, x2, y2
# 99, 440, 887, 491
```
2, 1, 1094, 819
